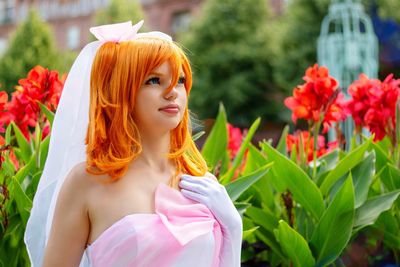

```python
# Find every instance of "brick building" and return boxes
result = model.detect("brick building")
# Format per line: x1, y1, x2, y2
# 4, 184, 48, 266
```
0, 0, 284, 52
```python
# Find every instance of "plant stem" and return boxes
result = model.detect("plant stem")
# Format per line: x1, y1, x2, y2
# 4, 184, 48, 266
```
312, 121, 321, 179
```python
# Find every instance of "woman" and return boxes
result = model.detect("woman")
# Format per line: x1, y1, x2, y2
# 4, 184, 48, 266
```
24, 21, 242, 267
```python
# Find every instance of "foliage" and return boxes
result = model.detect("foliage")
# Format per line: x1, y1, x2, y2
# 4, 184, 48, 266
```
1, 59, 400, 266
182, 0, 283, 126
273, 0, 331, 95
0, 10, 60, 94
94, 0, 145, 27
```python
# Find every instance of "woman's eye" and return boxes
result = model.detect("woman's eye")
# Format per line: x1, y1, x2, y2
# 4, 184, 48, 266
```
145, 77, 160, 85
178, 77, 186, 84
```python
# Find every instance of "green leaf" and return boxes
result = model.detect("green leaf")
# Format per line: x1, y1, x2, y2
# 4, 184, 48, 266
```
261, 142, 325, 219
274, 220, 315, 267
255, 227, 287, 262
276, 125, 289, 155
10, 177, 33, 226
246, 206, 279, 232
220, 117, 261, 184
14, 154, 36, 184
310, 175, 355, 267
225, 162, 272, 202
371, 141, 393, 173
354, 190, 400, 230
11, 122, 32, 163
315, 149, 339, 182
242, 143, 267, 175
234, 202, 251, 216
38, 101, 55, 126
5, 123, 12, 145
351, 150, 375, 208
320, 139, 370, 195
374, 211, 400, 250
2, 153, 15, 176
243, 226, 259, 239
39, 135, 50, 169
201, 103, 227, 171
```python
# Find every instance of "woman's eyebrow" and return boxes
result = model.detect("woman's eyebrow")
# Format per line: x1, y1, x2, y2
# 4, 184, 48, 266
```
148, 71, 165, 76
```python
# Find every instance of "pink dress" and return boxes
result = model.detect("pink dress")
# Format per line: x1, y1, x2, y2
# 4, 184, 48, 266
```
83, 183, 223, 267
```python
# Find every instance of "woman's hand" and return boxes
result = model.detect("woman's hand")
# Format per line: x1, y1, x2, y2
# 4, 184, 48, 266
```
179, 173, 242, 267
179, 173, 242, 231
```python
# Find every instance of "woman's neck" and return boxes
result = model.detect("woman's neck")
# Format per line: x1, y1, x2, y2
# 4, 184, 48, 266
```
133, 131, 174, 173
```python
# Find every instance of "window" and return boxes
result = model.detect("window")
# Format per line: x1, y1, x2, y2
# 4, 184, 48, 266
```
67, 25, 80, 50
171, 11, 191, 35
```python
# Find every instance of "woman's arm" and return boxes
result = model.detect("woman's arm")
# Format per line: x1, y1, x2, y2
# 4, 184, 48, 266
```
42, 165, 90, 267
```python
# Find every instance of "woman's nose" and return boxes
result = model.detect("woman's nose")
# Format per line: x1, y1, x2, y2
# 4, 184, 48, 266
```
164, 86, 178, 100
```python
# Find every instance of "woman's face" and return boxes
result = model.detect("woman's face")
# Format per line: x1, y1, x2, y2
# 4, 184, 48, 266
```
133, 61, 187, 135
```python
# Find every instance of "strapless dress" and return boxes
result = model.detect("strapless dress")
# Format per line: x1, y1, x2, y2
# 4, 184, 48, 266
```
80, 183, 223, 267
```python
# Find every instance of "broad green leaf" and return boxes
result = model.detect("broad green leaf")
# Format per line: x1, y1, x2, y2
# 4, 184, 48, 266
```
11, 122, 32, 163
379, 164, 400, 192
234, 202, 251, 216
261, 142, 325, 219
192, 130, 205, 142
14, 154, 36, 184
374, 211, 400, 250
351, 151, 375, 208
38, 101, 55, 126
274, 220, 315, 267
310, 175, 355, 267
243, 226, 259, 239
320, 139, 370, 195
10, 177, 33, 226
315, 149, 339, 182
276, 125, 289, 155
255, 227, 287, 262
39, 135, 50, 169
201, 103, 227, 171
5, 123, 12, 145
354, 190, 400, 230
242, 144, 267, 175
246, 206, 279, 232
2, 153, 15, 176
244, 145, 277, 209
387, 164, 400, 189
371, 141, 392, 173
225, 162, 272, 202
220, 117, 261, 184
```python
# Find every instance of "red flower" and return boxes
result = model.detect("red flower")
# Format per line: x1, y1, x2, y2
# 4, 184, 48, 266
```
0, 135, 19, 170
0, 91, 9, 133
6, 65, 64, 139
227, 123, 248, 181
346, 73, 400, 142
286, 130, 337, 163
284, 64, 345, 132
227, 123, 244, 160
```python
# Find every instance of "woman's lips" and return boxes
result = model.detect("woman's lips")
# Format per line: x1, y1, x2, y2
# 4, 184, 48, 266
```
160, 107, 179, 114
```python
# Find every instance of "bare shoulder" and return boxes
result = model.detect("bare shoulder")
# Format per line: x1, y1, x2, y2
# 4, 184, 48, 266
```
42, 162, 95, 267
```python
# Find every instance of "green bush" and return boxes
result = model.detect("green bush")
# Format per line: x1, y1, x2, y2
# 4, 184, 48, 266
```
0, 10, 60, 94
182, 0, 283, 126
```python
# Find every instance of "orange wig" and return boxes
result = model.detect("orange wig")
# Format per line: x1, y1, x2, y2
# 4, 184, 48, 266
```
86, 38, 208, 187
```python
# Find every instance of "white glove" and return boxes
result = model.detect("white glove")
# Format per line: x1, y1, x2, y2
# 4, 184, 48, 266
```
179, 174, 243, 267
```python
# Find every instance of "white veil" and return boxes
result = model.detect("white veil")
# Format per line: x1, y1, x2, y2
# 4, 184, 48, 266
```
23, 21, 172, 267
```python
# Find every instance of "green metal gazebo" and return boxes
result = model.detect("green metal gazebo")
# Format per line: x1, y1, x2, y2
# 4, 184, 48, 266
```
317, 0, 379, 148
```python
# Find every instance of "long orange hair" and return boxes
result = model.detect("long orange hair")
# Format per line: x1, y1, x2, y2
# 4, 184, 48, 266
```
86, 38, 209, 187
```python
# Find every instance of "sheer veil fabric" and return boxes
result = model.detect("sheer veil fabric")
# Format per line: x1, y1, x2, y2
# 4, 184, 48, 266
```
24, 21, 174, 267
24, 40, 100, 267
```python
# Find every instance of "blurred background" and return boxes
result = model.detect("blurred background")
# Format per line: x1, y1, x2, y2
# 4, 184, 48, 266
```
0, 0, 399, 139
